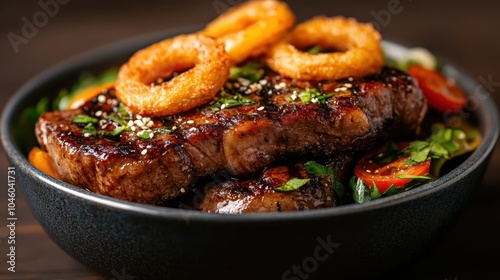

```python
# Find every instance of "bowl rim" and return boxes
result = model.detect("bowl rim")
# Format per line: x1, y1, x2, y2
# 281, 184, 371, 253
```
1, 26, 499, 223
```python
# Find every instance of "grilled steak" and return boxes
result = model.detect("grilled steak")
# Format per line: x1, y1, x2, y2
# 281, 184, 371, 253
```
35, 66, 427, 205
196, 154, 354, 213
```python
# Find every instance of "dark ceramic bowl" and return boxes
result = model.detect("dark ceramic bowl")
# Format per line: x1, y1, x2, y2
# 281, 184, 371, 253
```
1, 26, 499, 280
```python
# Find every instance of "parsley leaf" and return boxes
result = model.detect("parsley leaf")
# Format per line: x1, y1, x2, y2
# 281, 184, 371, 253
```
72, 114, 99, 124
274, 178, 311, 192
229, 62, 264, 83
306, 161, 345, 199
350, 177, 372, 204
291, 88, 334, 105
306, 46, 323, 55
210, 93, 255, 111
82, 123, 96, 137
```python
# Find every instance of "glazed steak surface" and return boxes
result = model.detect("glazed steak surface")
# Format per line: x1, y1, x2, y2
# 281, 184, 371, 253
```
35, 67, 427, 205
197, 154, 354, 214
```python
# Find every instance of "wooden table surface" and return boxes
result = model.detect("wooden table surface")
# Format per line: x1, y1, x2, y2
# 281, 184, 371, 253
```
1, 0, 499, 279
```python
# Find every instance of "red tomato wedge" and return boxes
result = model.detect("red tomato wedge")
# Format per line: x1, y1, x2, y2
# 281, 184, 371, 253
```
354, 142, 431, 193
408, 65, 467, 113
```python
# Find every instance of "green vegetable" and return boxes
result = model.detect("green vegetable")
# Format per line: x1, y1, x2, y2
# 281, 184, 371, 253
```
274, 178, 311, 192
210, 93, 255, 111
229, 61, 264, 83
306, 46, 322, 55
291, 88, 334, 105
350, 177, 372, 204
72, 114, 99, 124
82, 123, 96, 137
305, 161, 345, 199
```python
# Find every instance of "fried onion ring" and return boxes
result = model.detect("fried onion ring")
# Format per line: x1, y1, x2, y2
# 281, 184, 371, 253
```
115, 33, 231, 116
202, 0, 295, 65
265, 16, 384, 81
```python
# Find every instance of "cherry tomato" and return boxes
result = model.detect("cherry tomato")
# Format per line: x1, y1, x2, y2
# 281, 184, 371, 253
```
354, 142, 431, 193
408, 65, 467, 113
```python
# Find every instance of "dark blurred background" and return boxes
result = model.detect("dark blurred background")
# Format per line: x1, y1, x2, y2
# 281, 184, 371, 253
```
1, 0, 499, 279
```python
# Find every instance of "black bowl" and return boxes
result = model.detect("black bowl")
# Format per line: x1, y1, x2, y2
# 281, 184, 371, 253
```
1, 26, 498, 280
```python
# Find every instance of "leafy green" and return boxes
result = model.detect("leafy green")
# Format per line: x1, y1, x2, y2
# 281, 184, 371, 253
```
229, 62, 264, 83
54, 67, 118, 111
210, 93, 255, 111
82, 123, 96, 137
305, 161, 345, 199
350, 177, 372, 204
306, 46, 323, 55
291, 88, 334, 105
376, 141, 401, 164
72, 114, 99, 124
274, 178, 311, 192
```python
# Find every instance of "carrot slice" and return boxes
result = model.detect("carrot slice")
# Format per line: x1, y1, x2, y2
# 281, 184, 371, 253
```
28, 147, 59, 179
67, 81, 115, 109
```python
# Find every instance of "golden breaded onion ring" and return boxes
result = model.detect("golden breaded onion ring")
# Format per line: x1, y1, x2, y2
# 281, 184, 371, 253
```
265, 16, 384, 81
115, 33, 231, 116
202, 0, 295, 65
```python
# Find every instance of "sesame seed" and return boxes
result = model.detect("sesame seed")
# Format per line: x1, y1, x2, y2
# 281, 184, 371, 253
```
180, 188, 186, 193
311, 98, 319, 104
131, 126, 136, 131
99, 119, 107, 126
95, 110, 102, 117
134, 120, 144, 127
238, 78, 250, 87
147, 120, 154, 127
220, 104, 226, 110
83, 133, 91, 137
136, 115, 142, 120
172, 126, 177, 131
97, 95, 106, 103
142, 117, 151, 123
186, 120, 194, 124
189, 127, 197, 132
344, 83, 353, 88
127, 120, 134, 127
274, 82, 287, 90
257, 106, 265, 111
259, 79, 268, 85
348, 77, 354, 82
290, 94, 298, 101
141, 149, 147, 155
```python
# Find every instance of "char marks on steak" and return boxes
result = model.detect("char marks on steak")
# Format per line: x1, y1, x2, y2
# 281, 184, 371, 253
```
35, 66, 427, 205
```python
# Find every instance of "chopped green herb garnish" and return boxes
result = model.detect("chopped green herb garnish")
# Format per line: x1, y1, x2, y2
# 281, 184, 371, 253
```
306, 46, 322, 55
397, 174, 432, 180
107, 113, 128, 127
305, 161, 345, 199
350, 177, 372, 204
72, 114, 99, 124
382, 185, 406, 196
291, 88, 334, 105
82, 123, 96, 137
274, 178, 310, 192
137, 129, 154, 140
229, 62, 264, 83
210, 93, 255, 111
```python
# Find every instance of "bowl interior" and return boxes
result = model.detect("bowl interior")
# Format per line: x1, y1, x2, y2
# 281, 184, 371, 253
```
1, 27, 499, 221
